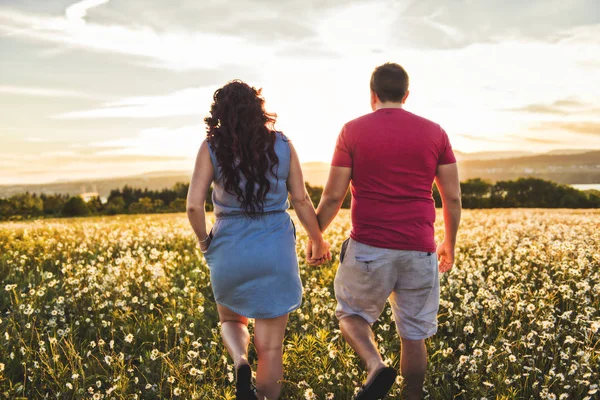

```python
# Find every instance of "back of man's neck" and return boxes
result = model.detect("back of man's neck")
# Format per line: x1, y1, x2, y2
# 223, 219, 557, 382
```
376, 102, 404, 110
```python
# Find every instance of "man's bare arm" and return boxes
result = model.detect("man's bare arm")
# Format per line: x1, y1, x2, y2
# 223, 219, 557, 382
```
434, 163, 462, 272
316, 166, 352, 232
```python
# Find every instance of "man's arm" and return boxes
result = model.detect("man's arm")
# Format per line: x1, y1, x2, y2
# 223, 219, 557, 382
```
434, 163, 462, 272
316, 166, 352, 231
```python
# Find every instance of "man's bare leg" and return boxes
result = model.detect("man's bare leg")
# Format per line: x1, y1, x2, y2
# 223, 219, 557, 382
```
339, 315, 386, 383
400, 337, 427, 400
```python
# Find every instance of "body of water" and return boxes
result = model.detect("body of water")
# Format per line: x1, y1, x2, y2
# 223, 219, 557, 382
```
572, 184, 600, 191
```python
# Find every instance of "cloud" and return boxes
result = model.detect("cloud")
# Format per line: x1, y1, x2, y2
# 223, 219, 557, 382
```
24, 137, 47, 142
65, 0, 110, 25
0, 84, 95, 98
90, 124, 204, 158
459, 133, 571, 146
0, 8, 276, 70
532, 121, 600, 136
506, 134, 566, 144
53, 87, 216, 119
0, 151, 191, 184
392, 0, 600, 48
504, 98, 599, 115
83, 0, 363, 40
0, 1, 375, 72
456, 134, 513, 143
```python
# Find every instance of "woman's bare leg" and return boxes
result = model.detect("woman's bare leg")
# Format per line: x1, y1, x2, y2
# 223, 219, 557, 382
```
217, 304, 250, 369
254, 314, 289, 400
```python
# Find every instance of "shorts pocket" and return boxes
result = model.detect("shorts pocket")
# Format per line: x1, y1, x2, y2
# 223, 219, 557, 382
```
354, 241, 384, 263
409, 250, 435, 259
339, 238, 350, 263
352, 240, 387, 273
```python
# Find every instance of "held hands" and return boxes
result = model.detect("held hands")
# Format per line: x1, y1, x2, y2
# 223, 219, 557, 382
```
306, 238, 332, 266
436, 240, 455, 273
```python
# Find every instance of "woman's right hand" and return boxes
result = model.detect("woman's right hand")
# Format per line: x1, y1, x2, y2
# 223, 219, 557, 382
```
199, 234, 212, 253
307, 238, 331, 265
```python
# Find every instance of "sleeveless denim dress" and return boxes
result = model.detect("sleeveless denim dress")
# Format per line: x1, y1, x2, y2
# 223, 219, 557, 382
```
203, 132, 303, 319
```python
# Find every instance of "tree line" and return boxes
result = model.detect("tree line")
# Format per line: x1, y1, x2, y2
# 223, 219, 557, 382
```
432, 178, 600, 209
0, 178, 598, 220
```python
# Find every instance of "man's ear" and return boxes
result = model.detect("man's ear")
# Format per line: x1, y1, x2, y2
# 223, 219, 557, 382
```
402, 90, 410, 104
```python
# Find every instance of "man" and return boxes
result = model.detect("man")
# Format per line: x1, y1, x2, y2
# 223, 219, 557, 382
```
309, 62, 461, 400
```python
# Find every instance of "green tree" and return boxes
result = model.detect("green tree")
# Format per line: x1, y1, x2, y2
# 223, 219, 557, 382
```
153, 199, 164, 212
62, 196, 91, 217
9, 193, 43, 217
305, 182, 323, 208
86, 196, 104, 214
129, 197, 154, 214
341, 188, 352, 209
432, 183, 442, 207
40, 194, 68, 216
169, 198, 187, 212
461, 178, 492, 208
0, 200, 14, 219
105, 196, 125, 215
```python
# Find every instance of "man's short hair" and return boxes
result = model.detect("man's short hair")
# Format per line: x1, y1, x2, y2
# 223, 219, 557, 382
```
370, 63, 409, 102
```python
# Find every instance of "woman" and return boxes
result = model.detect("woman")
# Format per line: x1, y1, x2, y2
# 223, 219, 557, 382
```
186, 80, 331, 400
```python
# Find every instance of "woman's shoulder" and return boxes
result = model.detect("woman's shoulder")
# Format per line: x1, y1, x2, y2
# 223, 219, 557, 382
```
273, 131, 290, 142
272, 131, 291, 159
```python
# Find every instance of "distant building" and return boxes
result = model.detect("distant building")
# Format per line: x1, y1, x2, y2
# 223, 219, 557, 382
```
79, 184, 106, 203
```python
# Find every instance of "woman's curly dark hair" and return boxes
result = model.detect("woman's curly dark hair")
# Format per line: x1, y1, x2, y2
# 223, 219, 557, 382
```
205, 80, 279, 216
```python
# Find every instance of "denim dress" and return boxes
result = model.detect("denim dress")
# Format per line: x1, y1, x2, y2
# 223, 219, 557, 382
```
203, 132, 302, 319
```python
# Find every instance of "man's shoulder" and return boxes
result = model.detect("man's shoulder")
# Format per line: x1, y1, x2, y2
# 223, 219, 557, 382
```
344, 109, 442, 132
343, 112, 375, 131
401, 109, 442, 131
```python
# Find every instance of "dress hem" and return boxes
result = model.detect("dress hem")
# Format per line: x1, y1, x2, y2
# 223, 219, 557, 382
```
215, 299, 302, 319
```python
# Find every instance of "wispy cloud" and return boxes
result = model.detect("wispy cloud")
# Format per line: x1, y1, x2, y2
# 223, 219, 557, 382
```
395, 0, 600, 48
24, 137, 47, 143
0, 151, 191, 184
53, 87, 215, 119
0, 8, 276, 70
459, 133, 571, 146
532, 121, 600, 136
65, 0, 110, 25
505, 98, 595, 115
91, 124, 204, 157
506, 134, 566, 144
456, 134, 513, 143
0, 85, 94, 98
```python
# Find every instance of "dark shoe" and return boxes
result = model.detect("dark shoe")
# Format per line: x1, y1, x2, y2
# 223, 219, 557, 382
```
235, 364, 258, 400
353, 367, 397, 400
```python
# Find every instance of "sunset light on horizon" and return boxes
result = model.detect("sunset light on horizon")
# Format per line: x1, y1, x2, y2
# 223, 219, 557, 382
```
1, 0, 600, 185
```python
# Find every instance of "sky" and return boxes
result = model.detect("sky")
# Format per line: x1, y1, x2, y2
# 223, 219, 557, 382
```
1, 0, 599, 184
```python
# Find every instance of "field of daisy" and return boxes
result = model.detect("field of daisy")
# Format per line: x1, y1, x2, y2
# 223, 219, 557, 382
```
0, 209, 599, 399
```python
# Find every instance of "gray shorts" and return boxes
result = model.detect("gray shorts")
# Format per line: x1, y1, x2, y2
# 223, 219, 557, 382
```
334, 238, 440, 340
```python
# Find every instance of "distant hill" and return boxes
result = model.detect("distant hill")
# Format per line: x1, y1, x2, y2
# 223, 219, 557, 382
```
454, 150, 534, 161
0, 174, 192, 199
302, 162, 331, 188
545, 149, 594, 156
301, 150, 600, 186
459, 150, 600, 184
1, 150, 599, 198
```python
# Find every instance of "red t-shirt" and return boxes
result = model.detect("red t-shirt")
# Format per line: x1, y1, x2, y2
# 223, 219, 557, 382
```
331, 108, 456, 252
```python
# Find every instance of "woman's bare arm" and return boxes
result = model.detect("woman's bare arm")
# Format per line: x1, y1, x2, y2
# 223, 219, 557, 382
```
186, 141, 214, 249
287, 141, 330, 263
